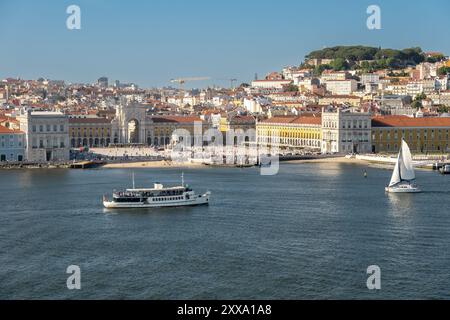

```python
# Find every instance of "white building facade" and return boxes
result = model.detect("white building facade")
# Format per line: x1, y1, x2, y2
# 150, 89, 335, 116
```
321, 109, 372, 154
324, 80, 357, 95
18, 109, 70, 162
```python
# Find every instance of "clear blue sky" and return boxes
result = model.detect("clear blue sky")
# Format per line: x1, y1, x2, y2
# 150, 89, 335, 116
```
0, 0, 449, 88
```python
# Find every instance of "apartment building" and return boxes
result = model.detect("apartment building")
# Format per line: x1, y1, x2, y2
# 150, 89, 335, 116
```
324, 80, 357, 95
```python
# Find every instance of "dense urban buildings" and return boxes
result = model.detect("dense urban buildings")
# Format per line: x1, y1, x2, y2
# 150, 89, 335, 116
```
1, 46, 450, 163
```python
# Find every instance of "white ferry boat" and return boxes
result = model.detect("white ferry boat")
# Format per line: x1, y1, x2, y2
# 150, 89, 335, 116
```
103, 174, 211, 209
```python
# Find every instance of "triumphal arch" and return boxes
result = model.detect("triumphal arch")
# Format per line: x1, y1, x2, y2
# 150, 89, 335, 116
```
111, 102, 150, 145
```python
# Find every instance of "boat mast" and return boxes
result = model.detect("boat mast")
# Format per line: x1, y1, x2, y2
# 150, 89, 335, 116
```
181, 172, 184, 187
132, 171, 135, 189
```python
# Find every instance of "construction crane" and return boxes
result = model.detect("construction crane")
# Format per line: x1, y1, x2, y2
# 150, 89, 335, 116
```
170, 77, 211, 87
217, 78, 238, 90
170, 77, 210, 107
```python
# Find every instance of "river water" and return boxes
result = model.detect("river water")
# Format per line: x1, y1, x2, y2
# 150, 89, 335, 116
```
1, 163, 450, 299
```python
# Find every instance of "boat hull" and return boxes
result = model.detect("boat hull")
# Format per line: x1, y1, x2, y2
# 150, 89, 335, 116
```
385, 185, 421, 193
103, 193, 210, 209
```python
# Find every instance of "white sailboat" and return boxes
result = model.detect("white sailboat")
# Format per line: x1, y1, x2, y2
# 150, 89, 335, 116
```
385, 139, 421, 193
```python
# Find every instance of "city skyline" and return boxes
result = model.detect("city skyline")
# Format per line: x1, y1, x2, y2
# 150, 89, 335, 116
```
1, 0, 449, 88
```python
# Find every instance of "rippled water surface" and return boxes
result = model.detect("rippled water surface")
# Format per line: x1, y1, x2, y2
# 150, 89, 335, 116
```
1, 163, 450, 299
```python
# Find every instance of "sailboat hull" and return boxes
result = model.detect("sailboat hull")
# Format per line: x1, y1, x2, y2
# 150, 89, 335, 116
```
385, 185, 421, 193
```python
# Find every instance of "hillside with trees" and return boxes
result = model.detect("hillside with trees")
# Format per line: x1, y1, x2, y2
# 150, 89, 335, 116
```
303, 46, 441, 73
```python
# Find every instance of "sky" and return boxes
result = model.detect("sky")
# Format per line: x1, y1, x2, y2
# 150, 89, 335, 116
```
0, 0, 449, 88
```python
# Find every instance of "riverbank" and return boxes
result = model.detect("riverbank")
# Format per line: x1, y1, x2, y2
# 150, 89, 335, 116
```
0, 157, 394, 170
0, 163, 71, 170
285, 156, 370, 165
102, 160, 204, 169
0, 155, 441, 170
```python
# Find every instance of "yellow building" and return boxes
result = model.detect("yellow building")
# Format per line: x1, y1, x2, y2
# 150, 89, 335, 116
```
257, 116, 322, 150
150, 116, 206, 147
371, 116, 450, 154
68, 116, 112, 148
219, 115, 255, 133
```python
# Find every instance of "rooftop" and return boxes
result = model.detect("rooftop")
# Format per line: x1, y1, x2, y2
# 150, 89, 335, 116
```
151, 116, 203, 123
30, 111, 65, 116
68, 117, 111, 124
372, 116, 450, 127
0, 126, 24, 134
261, 116, 321, 125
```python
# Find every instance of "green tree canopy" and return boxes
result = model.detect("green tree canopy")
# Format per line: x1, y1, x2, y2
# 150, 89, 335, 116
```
305, 46, 425, 71
437, 66, 450, 76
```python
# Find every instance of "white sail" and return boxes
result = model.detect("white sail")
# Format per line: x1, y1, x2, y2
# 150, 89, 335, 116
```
389, 151, 402, 187
399, 140, 415, 181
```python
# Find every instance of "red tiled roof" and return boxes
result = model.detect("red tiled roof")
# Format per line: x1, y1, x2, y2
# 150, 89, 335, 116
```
261, 116, 321, 125
151, 116, 203, 123
0, 126, 24, 134
291, 116, 322, 125
68, 117, 111, 124
372, 116, 450, 128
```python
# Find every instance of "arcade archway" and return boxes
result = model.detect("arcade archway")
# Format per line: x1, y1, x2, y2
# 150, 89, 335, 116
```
128, 119, 139, 144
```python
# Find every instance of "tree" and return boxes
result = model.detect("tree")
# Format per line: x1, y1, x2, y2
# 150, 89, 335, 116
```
415, 93, 427, 101
313, 64, 332, 76
284, 84, 299, 92
437, 66, 450, 76
331, 58, 349, 71
411, 100, 422, 109
305, 46, 427, 72
426, 54, 445, 63
437, 105, 449, 113
411, 93, 426, 109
